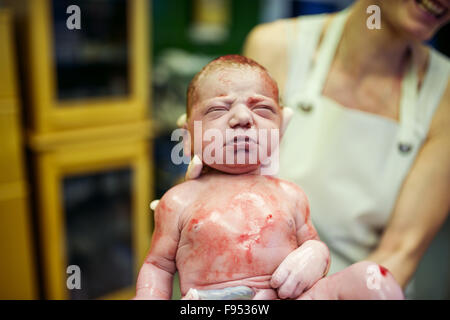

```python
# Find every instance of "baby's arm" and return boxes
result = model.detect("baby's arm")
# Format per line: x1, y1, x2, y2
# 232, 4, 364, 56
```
133, 190, 183, 300
270, 182, 330, 299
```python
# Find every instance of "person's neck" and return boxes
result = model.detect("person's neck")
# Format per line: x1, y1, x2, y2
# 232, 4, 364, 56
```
202, 165, 261, 177
337, 0, 419, 79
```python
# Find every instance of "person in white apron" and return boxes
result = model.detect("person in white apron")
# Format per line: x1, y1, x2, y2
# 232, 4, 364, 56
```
173, 1, 449, 299
244, 1, 450, 298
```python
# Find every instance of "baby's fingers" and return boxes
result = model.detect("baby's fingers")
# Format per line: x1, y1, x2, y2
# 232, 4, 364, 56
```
276, 273, 302, 299
270, 265, 290, 289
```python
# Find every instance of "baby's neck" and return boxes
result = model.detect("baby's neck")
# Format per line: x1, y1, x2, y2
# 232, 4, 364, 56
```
202, 165, 262, 177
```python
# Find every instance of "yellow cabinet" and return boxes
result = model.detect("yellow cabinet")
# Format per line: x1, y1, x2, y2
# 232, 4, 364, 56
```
0, 10, 17, 98
9, 0, 150, 133
0, 8, 37, 300
0, 100, 25, 184
0, 191, 37, 299
34, 139, 153, 300
4, 0, 153, 300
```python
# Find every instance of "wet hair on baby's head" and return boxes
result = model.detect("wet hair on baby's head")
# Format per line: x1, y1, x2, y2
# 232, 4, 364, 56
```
186, 54, 279, 117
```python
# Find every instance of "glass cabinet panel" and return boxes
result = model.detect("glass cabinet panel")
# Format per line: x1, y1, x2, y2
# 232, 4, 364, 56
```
52, 0, 129, 101
62, 168, 133, 299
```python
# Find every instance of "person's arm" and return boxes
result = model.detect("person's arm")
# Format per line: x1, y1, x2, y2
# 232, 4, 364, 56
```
133, 190, 183, 299
270, 182, 330, 299
366, 83, 450, 288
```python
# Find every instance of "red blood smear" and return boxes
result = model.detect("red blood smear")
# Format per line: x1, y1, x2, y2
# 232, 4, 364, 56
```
238, 234, 251, 242
217, 54, 261, 68
379, 265, 389, 276
247, 97, 264, 105
188, 219, 199, 231
264, 175, 280, 186
304, 204, 310, 224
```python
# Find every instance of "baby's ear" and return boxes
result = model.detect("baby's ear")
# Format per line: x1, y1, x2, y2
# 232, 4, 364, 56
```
280, 106, 294, 137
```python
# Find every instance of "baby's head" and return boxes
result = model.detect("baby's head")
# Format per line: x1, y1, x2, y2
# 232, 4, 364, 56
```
184, 54, 283, 175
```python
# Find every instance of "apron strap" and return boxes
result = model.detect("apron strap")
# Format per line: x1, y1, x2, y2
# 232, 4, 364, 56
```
397, 48, 449, 152
416, 50, 449, 137
306, 9, 350, 97
284, 14, 326, 104
397, 48, 419, 151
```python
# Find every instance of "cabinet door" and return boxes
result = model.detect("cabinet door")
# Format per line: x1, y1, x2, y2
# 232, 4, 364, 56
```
63, 168, 134, 299
0, 194, 37, 299
35, 141, 152, 299
18, 0, 149, 132
0, 101, 25, 184
0, 10, 17, 98
52, 0, 129, 101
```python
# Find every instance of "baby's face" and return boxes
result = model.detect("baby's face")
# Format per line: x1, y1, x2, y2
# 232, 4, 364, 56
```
187, 67, 282, 174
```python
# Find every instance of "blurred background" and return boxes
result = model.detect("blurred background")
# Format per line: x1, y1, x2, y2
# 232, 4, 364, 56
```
0, 0, 448, 300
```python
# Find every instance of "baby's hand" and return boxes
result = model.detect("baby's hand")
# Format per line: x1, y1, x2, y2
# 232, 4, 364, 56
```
270, 240, 330, 299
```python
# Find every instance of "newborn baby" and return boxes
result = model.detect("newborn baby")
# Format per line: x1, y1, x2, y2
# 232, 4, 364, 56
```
134, 55, 329, 300
134, 55, 403, 300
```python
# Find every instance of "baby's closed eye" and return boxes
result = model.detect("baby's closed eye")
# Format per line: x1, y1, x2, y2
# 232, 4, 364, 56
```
252, 105, 276, 118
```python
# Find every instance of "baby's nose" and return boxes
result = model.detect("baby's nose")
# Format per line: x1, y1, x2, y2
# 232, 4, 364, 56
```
228, 104, 253, 128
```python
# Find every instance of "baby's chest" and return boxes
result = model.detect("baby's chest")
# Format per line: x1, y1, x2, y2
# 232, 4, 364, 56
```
180, 192, 297, 248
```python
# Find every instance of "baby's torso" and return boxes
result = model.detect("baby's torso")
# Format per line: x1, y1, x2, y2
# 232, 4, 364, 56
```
175, 175, 299, 295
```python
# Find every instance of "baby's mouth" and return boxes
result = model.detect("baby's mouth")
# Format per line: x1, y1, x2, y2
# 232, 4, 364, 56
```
415, 0, 448, 18
226, 136, 258, 151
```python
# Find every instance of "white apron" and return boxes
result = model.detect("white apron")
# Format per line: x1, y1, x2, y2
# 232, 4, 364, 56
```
278, 9, 449, 296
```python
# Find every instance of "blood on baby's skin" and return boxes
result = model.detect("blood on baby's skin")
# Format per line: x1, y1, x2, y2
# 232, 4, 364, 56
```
264, 175, 281, 186
379, 265, 389, 276
188, 219, 199, 231
158, 199, 173, 213
304, 203, 310, 224
218, 72, 233, 86
181, 206, 292, 281
216, 54, 262, 67
247, 97, 264, 105
268, 194, 277, 204
173, 176, 303, 288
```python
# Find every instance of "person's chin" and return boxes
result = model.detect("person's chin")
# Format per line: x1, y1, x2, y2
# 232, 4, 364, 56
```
402, 0, 449, 41
208, 163, 261, 175
402, 19, 440, 41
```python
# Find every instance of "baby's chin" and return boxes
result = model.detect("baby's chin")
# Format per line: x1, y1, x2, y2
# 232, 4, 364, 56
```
208, 163, 261, 175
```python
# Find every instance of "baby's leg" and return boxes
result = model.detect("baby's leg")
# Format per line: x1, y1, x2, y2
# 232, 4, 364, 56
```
297, 261, 404, 300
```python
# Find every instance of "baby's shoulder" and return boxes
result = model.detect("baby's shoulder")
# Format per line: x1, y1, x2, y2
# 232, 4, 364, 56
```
263, 176, 308, 202
157, 180, 203, 214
